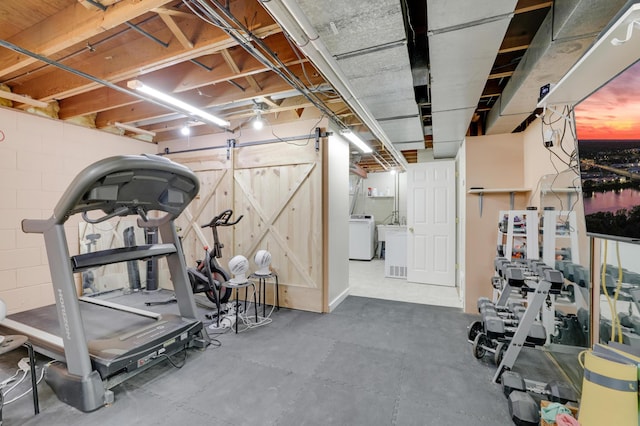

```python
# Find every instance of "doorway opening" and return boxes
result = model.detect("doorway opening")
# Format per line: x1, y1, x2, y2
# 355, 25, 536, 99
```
348, 259, 462, 308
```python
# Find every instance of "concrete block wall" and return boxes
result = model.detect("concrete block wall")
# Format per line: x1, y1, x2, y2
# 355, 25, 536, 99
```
0, 107, 155, 314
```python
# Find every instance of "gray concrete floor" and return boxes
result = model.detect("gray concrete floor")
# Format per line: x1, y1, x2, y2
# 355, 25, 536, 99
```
0, 294, 565, 425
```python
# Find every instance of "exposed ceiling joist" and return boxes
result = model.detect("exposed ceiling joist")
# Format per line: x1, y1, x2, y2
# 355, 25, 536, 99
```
0, 90, 48, 108
0, 0, 175, 78
0, 0, 626, 172
157, 9, 194, 49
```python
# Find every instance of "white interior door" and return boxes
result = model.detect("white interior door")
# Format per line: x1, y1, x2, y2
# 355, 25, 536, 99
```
407, 160, 456, 286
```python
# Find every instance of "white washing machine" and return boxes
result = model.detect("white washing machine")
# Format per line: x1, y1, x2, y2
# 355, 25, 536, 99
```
349, 215, 375, 260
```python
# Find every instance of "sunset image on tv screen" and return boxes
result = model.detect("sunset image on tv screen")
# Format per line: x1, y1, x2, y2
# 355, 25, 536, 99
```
575, 60, 640, 241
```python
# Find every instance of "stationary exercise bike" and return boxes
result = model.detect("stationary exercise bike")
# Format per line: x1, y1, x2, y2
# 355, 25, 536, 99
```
187, 209, 243, 308
146, 209, 242, 310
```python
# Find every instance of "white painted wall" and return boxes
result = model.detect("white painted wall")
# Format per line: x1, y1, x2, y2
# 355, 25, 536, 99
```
0, 107, 156, 314
327, 128, 350, 311
350, 171, 407, 225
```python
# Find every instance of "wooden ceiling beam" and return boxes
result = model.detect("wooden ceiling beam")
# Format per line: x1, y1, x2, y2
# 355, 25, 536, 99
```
151, 6, 198, 20
257, 96, 282, 109
57, 52, 306, 119
479, 92, 501, 99
245, 75, 262, 92
221, 47, 263, 94
0, 90, 48, 108
0, 0, 176, 78
94, 63, 325, 127
173, 33, 306, 91
143, 95, 343, 134
19, 26, 289, 105
78, 0, 122, 11
152, 107, 325, 142
498, 43, 529, 54
157, 10, 194, 49
56, 40, 306, 118
487, 70, 514, 80
220, 48, 241, 74
514, 1, 553, 15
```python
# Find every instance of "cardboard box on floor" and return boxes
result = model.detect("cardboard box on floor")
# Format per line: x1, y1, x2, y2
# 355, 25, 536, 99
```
540, 400, 578, 426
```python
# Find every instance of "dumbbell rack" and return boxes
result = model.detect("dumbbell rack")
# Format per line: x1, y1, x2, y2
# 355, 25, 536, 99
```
496, 210, 539, 262
493, 269, 565, 384
494, 258, 562, 342
541, 209, 579, 267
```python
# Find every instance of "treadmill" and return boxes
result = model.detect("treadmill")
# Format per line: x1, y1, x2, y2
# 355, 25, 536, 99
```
0, 154, 206, 412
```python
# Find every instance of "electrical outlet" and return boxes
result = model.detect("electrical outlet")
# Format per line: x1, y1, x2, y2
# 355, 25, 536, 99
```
18, 357, 30, 371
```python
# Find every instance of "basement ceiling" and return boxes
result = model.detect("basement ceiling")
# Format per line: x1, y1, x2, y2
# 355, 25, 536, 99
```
0, 0, 630, 172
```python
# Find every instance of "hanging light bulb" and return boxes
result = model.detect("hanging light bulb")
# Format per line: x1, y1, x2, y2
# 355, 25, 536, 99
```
252, 111, 264, 130
180, 125, 191, 136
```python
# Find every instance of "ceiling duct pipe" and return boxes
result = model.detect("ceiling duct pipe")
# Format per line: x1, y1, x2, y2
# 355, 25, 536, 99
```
259, 0, 408, 170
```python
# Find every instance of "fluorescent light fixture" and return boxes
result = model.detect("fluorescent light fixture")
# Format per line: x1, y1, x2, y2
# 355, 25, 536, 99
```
114, 122, 156, 137
341, 130, 372, 153
127, 80, 230, 128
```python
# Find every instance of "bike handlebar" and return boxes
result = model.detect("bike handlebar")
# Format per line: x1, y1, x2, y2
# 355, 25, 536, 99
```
201, 209, 244, 228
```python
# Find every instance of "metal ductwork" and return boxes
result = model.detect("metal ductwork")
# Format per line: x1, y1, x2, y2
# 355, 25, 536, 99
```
260, 0, 424, 166
485, 0, 629, 135
427, 0, 517, 158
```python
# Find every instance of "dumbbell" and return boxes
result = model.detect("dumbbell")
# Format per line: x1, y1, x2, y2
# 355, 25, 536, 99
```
491, 276, 502, 290
481, 306, 523, 325
542, 269, 565, 292
479, 300, 525, 323
478, 297, 524, 311
503, 371, 577, 426
483, 316, 547, 346
504, 267, 526, 288
503, 371, 577, 403
619, 312, 640, 334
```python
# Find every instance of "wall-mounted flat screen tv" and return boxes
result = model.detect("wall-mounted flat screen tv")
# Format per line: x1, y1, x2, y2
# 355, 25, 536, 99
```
575, 59, 640, 243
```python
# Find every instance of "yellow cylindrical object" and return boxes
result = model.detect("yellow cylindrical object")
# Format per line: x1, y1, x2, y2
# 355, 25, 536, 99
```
579, 351, 638, 426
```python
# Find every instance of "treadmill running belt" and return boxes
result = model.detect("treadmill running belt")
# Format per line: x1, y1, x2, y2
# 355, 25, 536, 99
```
9, 302, 156, 341
7, 300, 199, 378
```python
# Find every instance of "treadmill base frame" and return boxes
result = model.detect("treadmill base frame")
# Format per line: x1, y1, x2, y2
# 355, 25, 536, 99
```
45, 364, 112, 413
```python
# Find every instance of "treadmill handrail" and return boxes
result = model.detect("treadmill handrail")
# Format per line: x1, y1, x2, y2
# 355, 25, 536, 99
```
78, 297, 161, 320
24, 155, 199, 231
71, 244, 177, 272
10, 155, 203, 412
